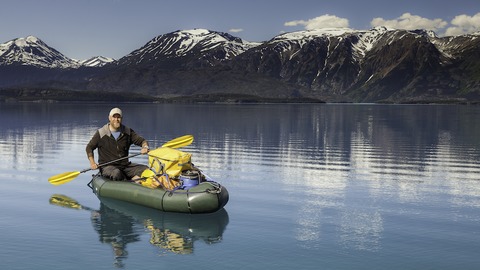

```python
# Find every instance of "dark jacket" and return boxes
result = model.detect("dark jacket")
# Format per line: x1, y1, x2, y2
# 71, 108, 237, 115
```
86, 123, 147, 166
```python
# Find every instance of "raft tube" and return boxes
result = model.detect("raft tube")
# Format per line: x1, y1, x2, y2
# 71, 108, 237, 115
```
89, 174, 229, 214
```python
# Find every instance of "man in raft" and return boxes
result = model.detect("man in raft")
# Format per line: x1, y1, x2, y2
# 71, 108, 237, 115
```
86, 107, 150, 181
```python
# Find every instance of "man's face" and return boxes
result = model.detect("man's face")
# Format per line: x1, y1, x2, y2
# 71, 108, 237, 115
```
109, 114, 122, 129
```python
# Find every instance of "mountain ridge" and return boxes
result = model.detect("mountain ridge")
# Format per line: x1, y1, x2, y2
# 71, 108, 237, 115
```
1, 28, 480, 103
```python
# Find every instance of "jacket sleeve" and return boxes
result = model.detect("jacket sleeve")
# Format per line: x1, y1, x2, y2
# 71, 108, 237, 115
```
130, 129, 148, 147
86, 131, 100, 158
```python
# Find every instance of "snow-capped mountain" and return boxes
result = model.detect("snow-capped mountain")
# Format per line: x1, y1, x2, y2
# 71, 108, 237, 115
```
0, 36, 114, 68
0, 36, 80, 68
79, 56, 115, 67
115, 29, 260, 68
1, 28, 480, 103
228, 26, 480, 101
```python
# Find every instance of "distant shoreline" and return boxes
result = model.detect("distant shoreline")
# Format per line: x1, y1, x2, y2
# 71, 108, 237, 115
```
0, 88, 325, 104
1, 88, 479, 105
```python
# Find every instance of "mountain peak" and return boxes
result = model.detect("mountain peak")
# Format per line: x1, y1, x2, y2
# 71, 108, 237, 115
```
117, 28, 258, 67
13, 35, 39, 46
79, 56, 115, 67
274, 28, 355, 41
178, 28, 211, 35
0, 36, 78, 68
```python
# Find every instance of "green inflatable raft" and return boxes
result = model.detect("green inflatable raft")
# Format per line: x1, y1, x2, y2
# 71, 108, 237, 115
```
88, 174, 229, 214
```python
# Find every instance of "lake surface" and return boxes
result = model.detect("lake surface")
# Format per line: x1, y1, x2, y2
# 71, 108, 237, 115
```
1, 102, 480, 270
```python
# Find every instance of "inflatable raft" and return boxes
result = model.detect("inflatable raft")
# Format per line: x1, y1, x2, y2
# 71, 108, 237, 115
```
88, 174, 229, 214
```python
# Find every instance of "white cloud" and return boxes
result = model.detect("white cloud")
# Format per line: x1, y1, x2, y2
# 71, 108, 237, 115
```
370, 13, 448, 32
284, 12, 480, 37
445, 12, 480, 36
229, 28, 244, 33
285, 14, 349, 29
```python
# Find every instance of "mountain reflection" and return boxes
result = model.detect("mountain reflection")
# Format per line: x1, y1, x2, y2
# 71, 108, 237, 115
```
3, 103, 480, 172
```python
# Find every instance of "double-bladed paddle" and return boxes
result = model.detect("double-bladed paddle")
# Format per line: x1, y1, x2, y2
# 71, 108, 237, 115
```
48, 134, 193, 186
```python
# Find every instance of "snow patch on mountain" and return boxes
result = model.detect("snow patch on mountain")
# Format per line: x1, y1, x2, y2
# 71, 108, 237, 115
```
275, 28, 357, 41
269, 27, 390, 61
351, 27, 391, 59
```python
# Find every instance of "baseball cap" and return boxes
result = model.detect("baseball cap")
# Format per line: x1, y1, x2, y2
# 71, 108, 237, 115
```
109, 108, 122, 117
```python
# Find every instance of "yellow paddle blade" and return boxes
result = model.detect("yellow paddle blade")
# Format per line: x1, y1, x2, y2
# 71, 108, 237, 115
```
49, 194, 83, 209
161, 135, 194, 149
48, 171, 81, 186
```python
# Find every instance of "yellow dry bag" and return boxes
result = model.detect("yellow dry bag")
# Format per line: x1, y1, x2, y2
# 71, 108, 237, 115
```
148, 147, 192, 179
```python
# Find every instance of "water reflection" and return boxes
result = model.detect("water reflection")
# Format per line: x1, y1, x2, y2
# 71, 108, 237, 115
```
284, 106, 480, 251
49, 194, 229, 268
3, 103, 480, 179
339, 208, 383, 251
90, 200, 140, 268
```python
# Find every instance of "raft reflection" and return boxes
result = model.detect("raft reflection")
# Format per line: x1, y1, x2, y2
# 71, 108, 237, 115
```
49, 194, 229, 268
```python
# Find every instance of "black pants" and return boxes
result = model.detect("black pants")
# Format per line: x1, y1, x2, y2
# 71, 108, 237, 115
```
100, 163, 148, 181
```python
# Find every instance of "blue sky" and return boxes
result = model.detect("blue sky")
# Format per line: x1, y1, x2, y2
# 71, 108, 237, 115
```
1, 0, 479, 60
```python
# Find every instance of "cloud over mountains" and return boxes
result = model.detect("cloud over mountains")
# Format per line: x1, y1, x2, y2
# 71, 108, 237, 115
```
283, 12, 480, 37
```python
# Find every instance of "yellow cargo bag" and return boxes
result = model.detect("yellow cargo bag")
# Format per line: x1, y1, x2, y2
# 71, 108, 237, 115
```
148, 147, 193, 179
140, 169, 179, 190
138, 147, 193, 190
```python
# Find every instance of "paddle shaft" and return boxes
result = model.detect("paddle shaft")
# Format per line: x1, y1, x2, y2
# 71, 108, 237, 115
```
81, 153, 141, 173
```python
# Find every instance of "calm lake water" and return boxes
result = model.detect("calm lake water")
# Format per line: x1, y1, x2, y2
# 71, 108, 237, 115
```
1, 102, 480, 270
